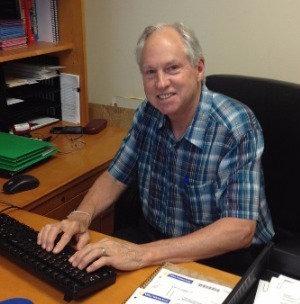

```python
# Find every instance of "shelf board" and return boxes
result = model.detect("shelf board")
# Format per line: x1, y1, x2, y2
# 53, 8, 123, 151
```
0, 41, 74, 63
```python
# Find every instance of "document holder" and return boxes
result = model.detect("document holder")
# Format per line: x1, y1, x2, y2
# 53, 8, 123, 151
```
223, 239, 300, 304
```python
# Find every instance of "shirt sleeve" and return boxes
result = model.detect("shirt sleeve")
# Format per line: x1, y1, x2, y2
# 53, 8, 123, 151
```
108, 101, 147, 185
217, 128, 265, 220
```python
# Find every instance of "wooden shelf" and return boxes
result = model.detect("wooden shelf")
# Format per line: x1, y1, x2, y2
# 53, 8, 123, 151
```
0, 41, 74, 63
0, 0, 89, 125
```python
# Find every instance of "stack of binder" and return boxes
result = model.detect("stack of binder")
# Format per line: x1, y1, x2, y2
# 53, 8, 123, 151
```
0, 132, 58, 178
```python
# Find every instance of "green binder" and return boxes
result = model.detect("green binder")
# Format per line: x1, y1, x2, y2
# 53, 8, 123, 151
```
0, 132, 58, 175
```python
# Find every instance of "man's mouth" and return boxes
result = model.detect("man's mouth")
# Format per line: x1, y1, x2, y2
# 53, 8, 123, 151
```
158, 93, 175, 99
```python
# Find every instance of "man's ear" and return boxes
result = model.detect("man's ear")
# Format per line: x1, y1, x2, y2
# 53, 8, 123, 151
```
197, 58, 205, 82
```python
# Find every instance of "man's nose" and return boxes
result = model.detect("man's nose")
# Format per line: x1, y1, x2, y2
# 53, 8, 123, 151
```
156, 71, 170, 89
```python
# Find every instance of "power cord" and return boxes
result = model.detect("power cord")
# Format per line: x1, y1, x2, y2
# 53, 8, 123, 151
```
0, 199, 23, 213
57, 134, 86, 154
30, 132, 86, 154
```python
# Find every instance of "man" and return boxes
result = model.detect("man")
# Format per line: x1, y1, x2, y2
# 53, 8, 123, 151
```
38, 22, 274, 275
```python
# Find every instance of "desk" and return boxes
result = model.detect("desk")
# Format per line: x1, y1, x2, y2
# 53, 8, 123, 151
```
0, 124, 128, 234
0, 210, 240, 303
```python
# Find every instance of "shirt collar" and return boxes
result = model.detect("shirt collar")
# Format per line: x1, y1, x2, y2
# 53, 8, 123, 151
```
156, 84, 213, 148
185, 84, 213, 148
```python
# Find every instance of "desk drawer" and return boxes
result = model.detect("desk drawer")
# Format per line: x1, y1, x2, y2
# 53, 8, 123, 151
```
30, 175, 97, 215
28, 170, 115, 234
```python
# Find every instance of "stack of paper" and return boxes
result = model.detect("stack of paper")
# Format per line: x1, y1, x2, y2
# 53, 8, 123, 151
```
0, 132, 58, 177
254, 274, 300, 304
4, 62, 63, 87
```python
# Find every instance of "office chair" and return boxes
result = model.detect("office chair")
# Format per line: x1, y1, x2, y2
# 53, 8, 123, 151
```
205, 74, 300, 243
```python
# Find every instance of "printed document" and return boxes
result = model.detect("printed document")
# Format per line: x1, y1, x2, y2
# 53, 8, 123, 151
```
254, 275, 300, 304
126, 268, 232, 304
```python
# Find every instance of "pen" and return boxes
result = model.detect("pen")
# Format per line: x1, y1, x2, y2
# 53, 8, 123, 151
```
184, 176, 189, 185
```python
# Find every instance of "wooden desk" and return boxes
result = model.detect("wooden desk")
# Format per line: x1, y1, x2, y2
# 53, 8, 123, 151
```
0, 210, 240, 303
0, 125, 128, 234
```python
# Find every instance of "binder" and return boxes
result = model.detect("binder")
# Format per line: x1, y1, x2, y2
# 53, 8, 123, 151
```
23, 0, 35, 43
35, 0, 58, 43
0, 132, 58, 177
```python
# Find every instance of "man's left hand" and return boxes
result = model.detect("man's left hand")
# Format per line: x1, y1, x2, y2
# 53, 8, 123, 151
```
69, 238, 145, 272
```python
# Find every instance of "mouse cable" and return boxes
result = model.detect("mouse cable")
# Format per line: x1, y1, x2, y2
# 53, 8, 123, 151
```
0, 199, 23, 211
0, 205, 23, 213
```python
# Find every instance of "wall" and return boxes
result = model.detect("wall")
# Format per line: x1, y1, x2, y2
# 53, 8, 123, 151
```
85, 0, 300, 105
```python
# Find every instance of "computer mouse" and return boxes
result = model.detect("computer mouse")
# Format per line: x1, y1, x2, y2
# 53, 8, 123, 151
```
1, 298, 33, 304
3, 174, 40, 194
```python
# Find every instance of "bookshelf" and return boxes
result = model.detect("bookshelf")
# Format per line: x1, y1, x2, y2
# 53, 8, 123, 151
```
0, 41, 74, 62
0, 0, 89, 131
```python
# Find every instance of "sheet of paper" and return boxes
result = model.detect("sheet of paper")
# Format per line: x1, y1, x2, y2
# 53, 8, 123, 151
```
273, 275, 300, 304
254, 278, 277, 304
126, 268, 232, 304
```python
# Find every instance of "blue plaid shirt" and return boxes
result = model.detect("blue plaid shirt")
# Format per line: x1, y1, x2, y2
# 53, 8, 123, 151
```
109, 85, 274, 244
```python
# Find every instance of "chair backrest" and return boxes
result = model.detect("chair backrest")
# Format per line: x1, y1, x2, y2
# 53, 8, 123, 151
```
205, 74, 300, 242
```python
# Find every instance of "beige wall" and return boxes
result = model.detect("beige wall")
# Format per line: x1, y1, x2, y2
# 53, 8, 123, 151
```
85, 0, 300, 105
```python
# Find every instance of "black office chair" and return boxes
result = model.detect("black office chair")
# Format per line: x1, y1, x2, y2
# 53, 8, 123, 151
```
205, 74, 300, 243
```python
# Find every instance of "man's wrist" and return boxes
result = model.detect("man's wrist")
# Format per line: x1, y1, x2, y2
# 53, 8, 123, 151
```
67, 210, 92, 232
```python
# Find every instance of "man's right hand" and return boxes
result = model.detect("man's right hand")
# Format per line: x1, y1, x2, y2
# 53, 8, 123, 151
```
37, 218, 90, 254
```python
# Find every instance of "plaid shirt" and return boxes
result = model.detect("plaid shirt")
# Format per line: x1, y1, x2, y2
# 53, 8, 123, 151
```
109, 85, 274, 244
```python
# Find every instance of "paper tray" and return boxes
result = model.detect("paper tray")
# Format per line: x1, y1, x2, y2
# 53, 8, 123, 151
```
223, 239, 300, 303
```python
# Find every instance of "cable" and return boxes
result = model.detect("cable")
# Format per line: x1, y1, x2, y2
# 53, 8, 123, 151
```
0, 198, 23, 212
31, 132, 86, 154
63, 133, 84, 141
56, 134, 86, 154
0, 198, 16, 207
0, 205, 22, 213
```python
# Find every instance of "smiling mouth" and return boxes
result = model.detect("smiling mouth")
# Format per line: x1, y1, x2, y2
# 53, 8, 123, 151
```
158, 93, 175, 99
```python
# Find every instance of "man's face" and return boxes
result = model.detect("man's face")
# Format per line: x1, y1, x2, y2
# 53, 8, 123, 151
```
140, 27, 204, 122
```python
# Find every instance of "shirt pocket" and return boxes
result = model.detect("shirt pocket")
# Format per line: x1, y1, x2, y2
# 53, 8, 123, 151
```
184, 182, 219, 227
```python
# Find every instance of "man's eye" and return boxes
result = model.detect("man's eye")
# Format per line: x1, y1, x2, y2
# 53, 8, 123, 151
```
167, 65, 180, 73
144, 70, 156, 77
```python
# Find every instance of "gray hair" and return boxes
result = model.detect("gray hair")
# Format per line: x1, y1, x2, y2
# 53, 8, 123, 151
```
135, 22, 204, 69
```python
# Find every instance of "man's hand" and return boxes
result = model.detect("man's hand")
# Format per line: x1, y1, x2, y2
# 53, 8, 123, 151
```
69, 238, 146, 272
37, 218, 90, 253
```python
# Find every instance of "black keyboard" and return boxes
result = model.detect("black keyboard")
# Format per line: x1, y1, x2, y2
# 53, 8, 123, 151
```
0, 213, 116, 302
